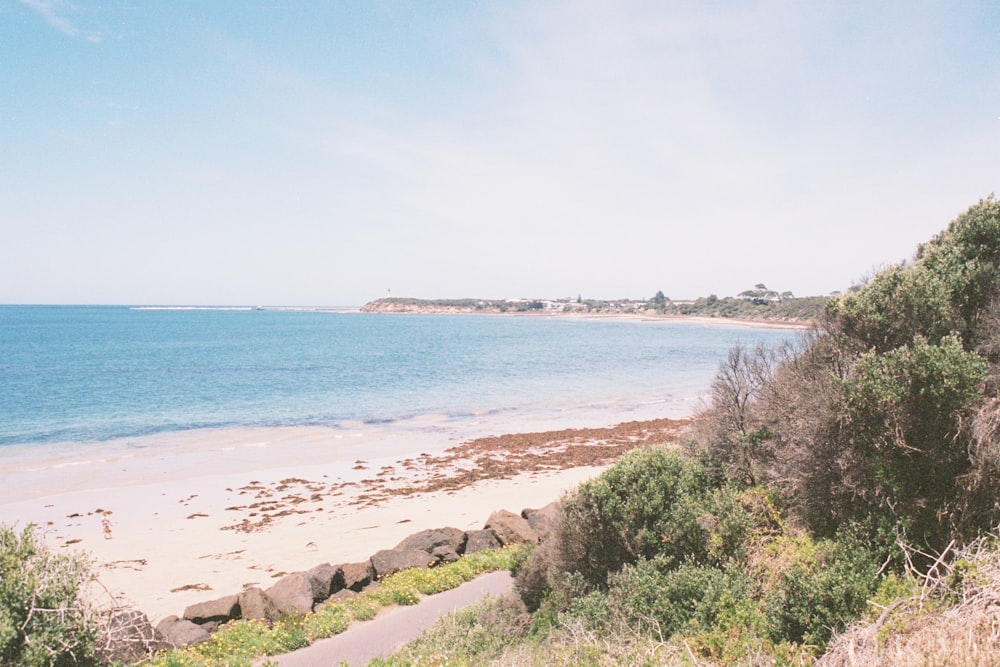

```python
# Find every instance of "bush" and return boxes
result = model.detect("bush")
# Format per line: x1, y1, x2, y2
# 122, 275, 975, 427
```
762, 533, 879, 648
834, 334, 987, 546
606, 558, 752, 640
0, 524, 99, 667
555, 447, 716, 588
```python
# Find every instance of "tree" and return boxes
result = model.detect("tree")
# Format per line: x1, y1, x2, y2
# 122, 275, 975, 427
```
738, 284, 780, 304
703, 197, 1000, 551
704, 343, 778, 485
651, 290, 667, 312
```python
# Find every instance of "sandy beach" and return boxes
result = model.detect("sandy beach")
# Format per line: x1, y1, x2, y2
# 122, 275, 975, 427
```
0, 417, 689, 623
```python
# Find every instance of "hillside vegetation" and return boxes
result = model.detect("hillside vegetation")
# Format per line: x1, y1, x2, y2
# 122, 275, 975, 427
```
375, 196, 1000, 665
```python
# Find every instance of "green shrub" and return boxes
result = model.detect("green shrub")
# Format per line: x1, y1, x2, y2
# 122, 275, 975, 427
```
836, 334, 987, 547
0, 524, 98, 667
607, 558, 753, 640
556, 447, 716, 587
763, 533, 879, 648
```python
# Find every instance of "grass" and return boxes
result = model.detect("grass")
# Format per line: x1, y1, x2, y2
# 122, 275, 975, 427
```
148, 544, 530, 667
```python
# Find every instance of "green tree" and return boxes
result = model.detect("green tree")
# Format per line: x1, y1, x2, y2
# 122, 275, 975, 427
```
651, 290, 667, 312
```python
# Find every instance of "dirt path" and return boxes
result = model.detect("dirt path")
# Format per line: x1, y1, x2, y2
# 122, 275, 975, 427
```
266, 571, 515, 667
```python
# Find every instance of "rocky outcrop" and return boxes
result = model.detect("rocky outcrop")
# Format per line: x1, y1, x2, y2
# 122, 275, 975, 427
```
266, 573, 315, 615
238, 587, 281, 625
370, 548, 435, 579
182, 594, 240, 625
464, 528, 502, 554
307, 562, 345, 601
340, 561, 374, 592
485, 509, 540, 545
97, 609, 172, 663
157, 615, 211, 647
522, 501, 562, 541
157, 503, 565, 642
395, 527, 468, 563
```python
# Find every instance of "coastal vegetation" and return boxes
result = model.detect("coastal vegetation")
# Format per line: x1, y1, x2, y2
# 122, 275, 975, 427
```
0, 524, 99, 666
7, 196, 1000, 665
361, 290, 828, 322
370, 196, 1000, 664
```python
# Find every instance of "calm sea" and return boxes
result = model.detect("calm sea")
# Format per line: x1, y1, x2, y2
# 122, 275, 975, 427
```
0, 305, 796, 449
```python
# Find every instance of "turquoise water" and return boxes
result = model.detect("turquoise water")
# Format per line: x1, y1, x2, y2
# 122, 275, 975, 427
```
0, 305, 796, 448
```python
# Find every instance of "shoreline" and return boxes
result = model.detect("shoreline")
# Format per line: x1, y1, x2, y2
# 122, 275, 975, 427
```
354, 306, 813, 331
1, 416, 690, 623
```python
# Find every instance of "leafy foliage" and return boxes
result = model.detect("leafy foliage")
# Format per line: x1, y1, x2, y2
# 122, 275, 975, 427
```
699, 196, 1000, 552
0, 524, 98, 667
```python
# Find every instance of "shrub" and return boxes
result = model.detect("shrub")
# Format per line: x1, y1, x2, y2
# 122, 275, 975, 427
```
0, 524, 99, 667
834, 334, 988, 546
762, 533, 879, 648
606, 558, 752, 640
518, 447, 782, 614
555, 447, 716, 588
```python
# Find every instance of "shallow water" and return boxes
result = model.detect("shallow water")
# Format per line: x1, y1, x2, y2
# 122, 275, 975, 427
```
0, 305, 796, 457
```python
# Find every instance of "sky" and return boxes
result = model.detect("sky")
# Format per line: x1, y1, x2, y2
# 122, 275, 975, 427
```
1, 1, 998, 306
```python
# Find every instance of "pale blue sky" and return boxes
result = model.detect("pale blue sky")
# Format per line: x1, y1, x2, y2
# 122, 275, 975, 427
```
1, 1, 998, 306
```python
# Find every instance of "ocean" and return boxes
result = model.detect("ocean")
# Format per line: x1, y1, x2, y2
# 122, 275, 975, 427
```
0, 305, 797, 451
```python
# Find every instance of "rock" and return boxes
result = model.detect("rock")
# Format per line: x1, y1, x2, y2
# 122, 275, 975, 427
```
330, 588, 358, 601
485, 510, 539, 546
307, 562, 345, 601
432, 544, 461, 563
156, 615, 211, 647
97, 609, 172, 664
370, 548, 434, 579
395, 527, 468, 563
183, 594, 240, 625
266, 572, 315, 615
521, 501, 562, 541
464, 529, 502, 554
340, 561, 374, 592
238, 587, 281, 625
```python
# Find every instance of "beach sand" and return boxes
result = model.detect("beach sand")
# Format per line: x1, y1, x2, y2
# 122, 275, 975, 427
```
0, 417, 689, 623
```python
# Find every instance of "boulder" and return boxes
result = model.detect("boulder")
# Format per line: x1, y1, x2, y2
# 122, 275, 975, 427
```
485, 509, 539, 546
432, 544, 461, 563
307, 562, 345, 602
521, 501, 562, 541
370, 548, 434, 579
156, 615, 211, 647
395, 527, 468, 563
266, 572, 314, 615
340, 561, 374, 592
238, 587, 281, 625
464, 529, 501, 554
97, 609, 171, 664
183, 594, 240, 625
